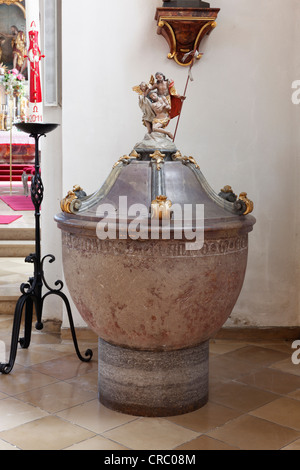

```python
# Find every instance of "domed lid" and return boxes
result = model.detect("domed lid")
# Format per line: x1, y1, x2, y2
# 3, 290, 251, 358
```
56, 145, 255, 237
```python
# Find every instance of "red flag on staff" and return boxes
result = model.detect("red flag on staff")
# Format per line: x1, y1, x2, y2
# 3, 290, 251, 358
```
169, 79, 183, 119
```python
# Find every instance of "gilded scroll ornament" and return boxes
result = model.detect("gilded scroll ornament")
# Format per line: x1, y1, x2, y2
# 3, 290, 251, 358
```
113, 151, 141, 169
150, 150, 166, 171
237, 192, 254, 215
172, 150, 200, 169
219, 185, 237, 203
60, 185, 86, 214
151, 195, 172, 219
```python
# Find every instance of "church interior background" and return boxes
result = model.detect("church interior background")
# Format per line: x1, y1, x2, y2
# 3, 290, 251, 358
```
0, 0, 299, 451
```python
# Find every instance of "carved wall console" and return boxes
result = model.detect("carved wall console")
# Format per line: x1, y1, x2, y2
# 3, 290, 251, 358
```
155, 5, 220, 66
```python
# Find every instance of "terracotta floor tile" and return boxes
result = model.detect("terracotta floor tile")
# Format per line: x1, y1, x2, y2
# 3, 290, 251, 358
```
65, 436, 129, 450
281, 438, 300, 450
57, 399, 137, 434
0, 415, 95, 450
207, 414, 300, 450
288, 389, 300, 400
15, 381, 97, 413
166, 402, 241, 433
31, 352, 98, 380
0, 366, 58, 395
175, 435, 239, 450
0, 439, 19, 450
250, 397, 300, 431
0, 397, 48, 432
271, 359, 300, 377
209, 381, 279, 412
67, 370, 98, 394
209, 340, 246, 355
253, 341, 295, 355
239, 368, 300, 395
103, 418, 200, 450
209, 356, 261, 382
223, 346, 289, 367
14, 344, 74, 367
27, 332, 62, 345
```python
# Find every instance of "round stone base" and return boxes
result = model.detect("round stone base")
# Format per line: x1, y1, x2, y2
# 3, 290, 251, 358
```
98, 339, 209, 417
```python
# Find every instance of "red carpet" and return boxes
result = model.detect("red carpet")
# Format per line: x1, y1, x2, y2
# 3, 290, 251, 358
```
0, 215, 23, 224
0, 195, 34, 211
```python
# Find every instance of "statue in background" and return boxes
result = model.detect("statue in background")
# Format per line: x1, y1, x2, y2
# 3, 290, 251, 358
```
0, 26, 27, 74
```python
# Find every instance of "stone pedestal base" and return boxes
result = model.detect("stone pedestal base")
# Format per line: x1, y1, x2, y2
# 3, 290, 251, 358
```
98, 339, 209, 417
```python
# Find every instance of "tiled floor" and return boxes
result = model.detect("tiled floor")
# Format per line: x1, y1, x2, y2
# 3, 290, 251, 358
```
0, 318, 299, 450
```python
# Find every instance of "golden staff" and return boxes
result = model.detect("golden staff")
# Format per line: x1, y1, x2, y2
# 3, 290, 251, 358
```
173, 50, 203, 142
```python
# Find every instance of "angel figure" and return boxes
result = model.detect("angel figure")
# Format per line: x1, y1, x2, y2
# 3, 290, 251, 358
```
133, 77, 155, 133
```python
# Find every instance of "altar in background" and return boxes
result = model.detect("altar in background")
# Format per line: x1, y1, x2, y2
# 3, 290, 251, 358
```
0, 77, 28, 130
0, 127, 34, 165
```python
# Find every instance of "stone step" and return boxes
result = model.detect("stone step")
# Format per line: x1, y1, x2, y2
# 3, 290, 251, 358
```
0, 240, 35, 257
0, 257, 34, 315
0, 227, 35, 241
0, 296, 19, 315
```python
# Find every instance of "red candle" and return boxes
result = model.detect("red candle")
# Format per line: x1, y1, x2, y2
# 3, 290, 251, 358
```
26, 0, 44, 123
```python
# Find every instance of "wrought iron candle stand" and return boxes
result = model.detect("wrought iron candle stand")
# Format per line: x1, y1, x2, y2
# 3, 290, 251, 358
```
0, 123, 93, 374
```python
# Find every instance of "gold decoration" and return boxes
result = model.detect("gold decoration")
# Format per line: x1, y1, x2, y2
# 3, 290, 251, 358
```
73, 185, 84, 193
0, 1, 26, 17
150, 150, 166, 171
156, 14, 218, 67
132, 76, 155, 95
238, 192, 254, 215
172, 151, 200, 169
129, 150, 140, 159
220, 185, 234, 194
113, 151, 141, 169
0, 62, 8, 75
60, 191, 77, 214
60, 185, 85, 214
151, 195, 172, 220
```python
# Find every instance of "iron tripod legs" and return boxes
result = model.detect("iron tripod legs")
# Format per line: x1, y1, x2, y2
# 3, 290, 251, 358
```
0, 255, 93, 375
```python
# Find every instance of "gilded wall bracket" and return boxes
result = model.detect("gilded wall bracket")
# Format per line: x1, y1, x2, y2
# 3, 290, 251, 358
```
155, 6, 219, 66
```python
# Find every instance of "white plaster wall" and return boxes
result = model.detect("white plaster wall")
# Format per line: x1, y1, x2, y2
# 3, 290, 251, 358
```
40, 0, 63, 324
54, 0, 300, 328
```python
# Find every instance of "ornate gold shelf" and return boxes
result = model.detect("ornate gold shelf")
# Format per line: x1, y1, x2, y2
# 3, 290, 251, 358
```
155, 7, 220, 66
